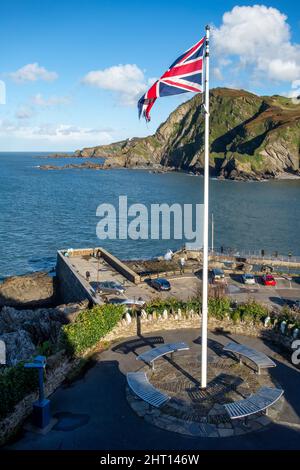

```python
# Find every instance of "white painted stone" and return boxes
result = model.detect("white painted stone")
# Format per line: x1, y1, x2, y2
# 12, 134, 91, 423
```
162, 310, 168, 320
125, 312, 132, 324
141, 309, 147, 319
293, 328, 299, 339
280, 321, 287, 335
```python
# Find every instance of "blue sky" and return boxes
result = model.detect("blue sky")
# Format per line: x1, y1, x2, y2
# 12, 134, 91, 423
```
0, 0, 300, 151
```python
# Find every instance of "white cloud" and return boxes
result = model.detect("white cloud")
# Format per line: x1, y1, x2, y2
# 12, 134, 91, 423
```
10, 63, 58, 83
212, 67, 223, 81
282, 79, 300, 103
15, 106, 34, 119
0, 119, 113, 143
32, 93, 71, 106
82, 64, 151, 106
212, 5, 300, 83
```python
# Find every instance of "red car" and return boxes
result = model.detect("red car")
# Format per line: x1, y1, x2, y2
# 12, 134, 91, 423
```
261, 274, 276, 286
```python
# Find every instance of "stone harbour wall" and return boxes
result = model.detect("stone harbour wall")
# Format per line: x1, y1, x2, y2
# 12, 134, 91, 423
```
56, 251, 97, 305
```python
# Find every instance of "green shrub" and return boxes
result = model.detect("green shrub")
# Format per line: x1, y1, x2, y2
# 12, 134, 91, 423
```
145, 297, 184, 315
231, 311, 241, 323
37, 340, 53, 356
236, 300, 268, 323
0, 364, 38, 420
144, 297, 270, 325
208, 297, 231, 320
60, 304, 125, 356
185, 298, 201, 312
277, 306, 300, 330
145, 297, 201, 315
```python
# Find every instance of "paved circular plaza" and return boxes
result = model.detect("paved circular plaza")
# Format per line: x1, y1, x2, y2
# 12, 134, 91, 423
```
126, 342, 285, 438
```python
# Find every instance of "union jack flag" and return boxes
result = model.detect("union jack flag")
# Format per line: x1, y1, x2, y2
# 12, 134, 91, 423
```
138, 36, 205, 122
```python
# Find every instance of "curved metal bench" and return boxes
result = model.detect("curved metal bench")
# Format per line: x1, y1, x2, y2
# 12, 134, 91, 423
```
224, 386, 283, 422
137, 342, 189, 370
223, 342, 276, 374
127, 372, 169, 408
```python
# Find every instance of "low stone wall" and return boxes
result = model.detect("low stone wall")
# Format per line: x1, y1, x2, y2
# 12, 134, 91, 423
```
103, 309, 296, 357
99, 247, 140, 284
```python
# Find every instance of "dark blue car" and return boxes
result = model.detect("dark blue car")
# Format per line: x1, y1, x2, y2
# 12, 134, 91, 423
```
150, 278, 171, 291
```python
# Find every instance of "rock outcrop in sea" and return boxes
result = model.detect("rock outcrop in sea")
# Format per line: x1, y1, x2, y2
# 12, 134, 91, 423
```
0, 272, 57, 309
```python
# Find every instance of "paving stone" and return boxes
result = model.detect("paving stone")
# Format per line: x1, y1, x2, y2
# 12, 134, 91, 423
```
126, 351, 280, 438
218, 428, 234, 437
233, 426, 247, 436
256, 415, 271, 426
130, 401, 148, 416
248, 420, 263, 431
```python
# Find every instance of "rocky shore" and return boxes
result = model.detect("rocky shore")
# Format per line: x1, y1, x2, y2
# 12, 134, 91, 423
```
39, 161, 173, 173
38, 162, 105, 171
0, 271, 89, 365
0, 272, 57, 309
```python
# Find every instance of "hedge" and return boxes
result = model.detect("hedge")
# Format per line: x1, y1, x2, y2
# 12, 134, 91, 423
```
143, 297, 267, 324
59, 304, 125, 356
0, 364, 38, 420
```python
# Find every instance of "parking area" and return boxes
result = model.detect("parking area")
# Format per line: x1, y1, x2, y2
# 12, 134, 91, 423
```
226, 274, 300, 308
133, 273, 300, 309
68, 253, 300, 309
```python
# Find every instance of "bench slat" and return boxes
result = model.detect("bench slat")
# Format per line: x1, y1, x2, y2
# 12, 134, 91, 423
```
224, 386, 283, 419
127, 372, 170, 408
223, 342, 276, 370
137, 342, 189, 364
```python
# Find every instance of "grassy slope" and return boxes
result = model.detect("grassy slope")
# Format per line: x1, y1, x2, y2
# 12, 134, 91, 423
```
77, 88, 300, 178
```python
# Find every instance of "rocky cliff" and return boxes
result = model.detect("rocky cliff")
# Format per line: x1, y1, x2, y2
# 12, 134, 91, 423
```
75, 88, 300, 180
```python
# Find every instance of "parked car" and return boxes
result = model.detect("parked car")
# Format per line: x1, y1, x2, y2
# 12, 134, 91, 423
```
261, 274, 276, 286
241, 273, 256, 285
150, 278, 171, 291
91, 280, 126, 295
108, 297, 145, 307
211, 268, 225, 284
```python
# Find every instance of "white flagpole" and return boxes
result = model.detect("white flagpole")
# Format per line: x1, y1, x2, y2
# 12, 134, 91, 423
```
211, 213, 214, 252
201, 25, 210, 389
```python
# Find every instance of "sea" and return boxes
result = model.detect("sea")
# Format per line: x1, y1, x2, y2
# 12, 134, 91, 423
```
0, 152, 299, 280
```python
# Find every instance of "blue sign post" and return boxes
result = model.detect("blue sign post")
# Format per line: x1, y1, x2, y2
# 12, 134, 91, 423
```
24, 355, 51, 429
